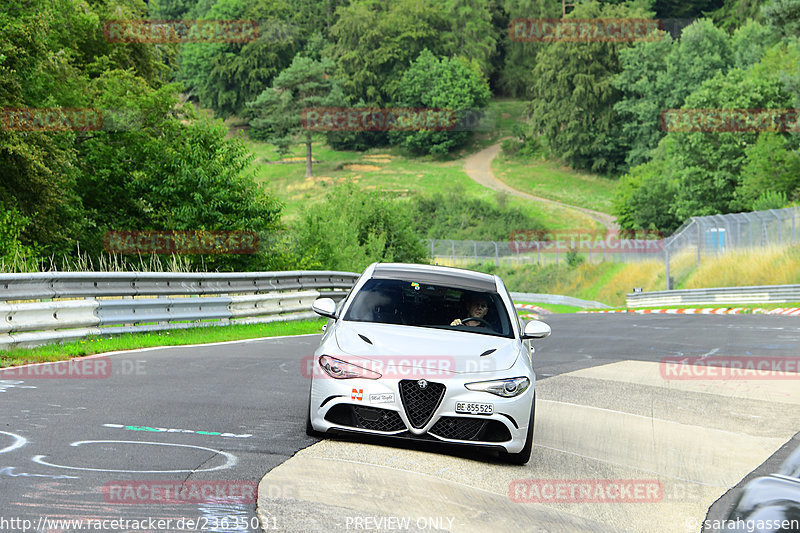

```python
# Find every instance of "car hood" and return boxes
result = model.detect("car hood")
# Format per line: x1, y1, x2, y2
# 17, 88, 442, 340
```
333, 321, 521, 374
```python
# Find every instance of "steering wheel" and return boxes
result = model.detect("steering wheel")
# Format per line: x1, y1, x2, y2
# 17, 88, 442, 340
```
459, 316, 491, 327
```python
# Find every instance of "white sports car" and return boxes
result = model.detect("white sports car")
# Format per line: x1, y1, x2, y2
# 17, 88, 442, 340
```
306, 262, 551, 464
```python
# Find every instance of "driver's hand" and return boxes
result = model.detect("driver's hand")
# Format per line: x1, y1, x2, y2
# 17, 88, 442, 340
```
450, 318, 462, 326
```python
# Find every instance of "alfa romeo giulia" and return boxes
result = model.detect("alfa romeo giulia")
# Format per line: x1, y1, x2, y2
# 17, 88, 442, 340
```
306, 263, 551, 464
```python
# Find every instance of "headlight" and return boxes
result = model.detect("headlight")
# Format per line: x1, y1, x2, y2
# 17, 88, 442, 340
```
465, 377, 530, 397
318, 355, 381, 380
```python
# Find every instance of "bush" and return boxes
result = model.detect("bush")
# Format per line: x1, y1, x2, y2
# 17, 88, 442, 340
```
292, 182, 428, 272
389, 50, 491, 155
409, 186, 543, 241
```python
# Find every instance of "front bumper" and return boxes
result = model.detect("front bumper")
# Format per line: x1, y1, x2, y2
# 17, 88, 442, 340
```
309, 374, 534, 453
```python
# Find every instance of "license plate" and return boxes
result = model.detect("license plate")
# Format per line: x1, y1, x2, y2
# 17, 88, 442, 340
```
455, 402, 493, 415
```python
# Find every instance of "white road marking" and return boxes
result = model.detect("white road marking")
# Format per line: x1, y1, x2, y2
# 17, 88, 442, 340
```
0, 431, 27, 455
32, 440, 237, 473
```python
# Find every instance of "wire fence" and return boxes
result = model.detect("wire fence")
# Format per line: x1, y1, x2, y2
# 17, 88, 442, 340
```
429, 206, 800, 275
662, 206, 800, 289
426, 236, 663, 267
664, 206, 800, 256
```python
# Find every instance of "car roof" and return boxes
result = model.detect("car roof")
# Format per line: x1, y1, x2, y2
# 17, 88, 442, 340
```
370, 263, 498, 292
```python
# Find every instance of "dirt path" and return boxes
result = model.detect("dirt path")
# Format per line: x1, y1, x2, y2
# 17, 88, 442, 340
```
463, 142, 618, 230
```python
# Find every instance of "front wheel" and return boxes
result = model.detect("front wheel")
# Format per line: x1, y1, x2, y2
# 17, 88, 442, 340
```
503, 392, 535, 465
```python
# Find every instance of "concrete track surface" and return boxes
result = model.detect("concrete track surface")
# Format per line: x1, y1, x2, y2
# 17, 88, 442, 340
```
1, 314, 799, 533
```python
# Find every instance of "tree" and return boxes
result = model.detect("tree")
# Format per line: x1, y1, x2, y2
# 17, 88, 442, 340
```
613, 19, 734, 168
734, 133, 800, 210
442, 0, 500, 79
732, 20, 779, 68
710, 0, 766, 31
246, 55, 345, 176
612, 34, 676, 168
762, 0, 800, 37
497, 0, 561, 97
293, 182, 428, 272
669, 68, 793, 219
613, 148, 682, 233
179, 0, 298, 118
329, 0, 451, 106
76, 70, 284, 270
528, 1, 653, 174
390, 49, 491, 155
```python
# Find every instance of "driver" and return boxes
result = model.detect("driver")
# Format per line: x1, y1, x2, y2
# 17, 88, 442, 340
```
450, 294, 490, 327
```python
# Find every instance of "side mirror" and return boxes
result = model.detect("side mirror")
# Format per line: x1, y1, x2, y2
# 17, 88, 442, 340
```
312, 297, 338, 319
522, 320, 551, 339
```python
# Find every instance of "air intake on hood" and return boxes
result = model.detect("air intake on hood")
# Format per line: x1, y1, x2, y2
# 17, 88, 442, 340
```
358, 334, 373, 345
479, 349, 496, 357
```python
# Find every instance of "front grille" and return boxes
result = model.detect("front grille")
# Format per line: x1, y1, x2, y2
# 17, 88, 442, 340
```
399, 379, 445, 429
430, 417, 512, 442
324, 404, 406, 432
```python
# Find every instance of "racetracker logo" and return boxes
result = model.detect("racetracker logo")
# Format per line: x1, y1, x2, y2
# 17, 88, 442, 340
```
509, 479, 663, 503
508, 229, 664, 254
0, 358, 116, 379
301, 355, 497, 380
509, 19, 662, 42
103, 20, 259, 43
301, 107, 495, 132
103, 481, 258, 504
0, 108, 103, 132
104, 230, 258, 255
660, 108, 800, 132
660, 356, 800, 380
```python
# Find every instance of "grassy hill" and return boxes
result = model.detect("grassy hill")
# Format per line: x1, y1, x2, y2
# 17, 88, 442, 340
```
240, 99, 617, 232
467, 245, 800, 307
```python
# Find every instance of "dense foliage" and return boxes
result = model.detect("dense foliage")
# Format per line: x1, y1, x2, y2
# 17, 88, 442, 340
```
410, 187, 543, 241
4, 0, 800, 272
0, 0, 281, 270
291, 182, 428, 272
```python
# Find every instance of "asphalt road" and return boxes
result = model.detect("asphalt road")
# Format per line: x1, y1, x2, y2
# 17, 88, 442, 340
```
1, 314, 799, 532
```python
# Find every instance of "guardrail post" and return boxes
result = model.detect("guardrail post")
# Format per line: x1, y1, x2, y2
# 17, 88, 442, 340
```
493, 241, 499, 267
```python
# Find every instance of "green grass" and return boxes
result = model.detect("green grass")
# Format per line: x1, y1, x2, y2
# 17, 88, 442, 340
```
516, 302, 585, 314
0, 319, 326, 367
245, 137, 596, 231
240, 98, 603, 232
492, 152, 618, 213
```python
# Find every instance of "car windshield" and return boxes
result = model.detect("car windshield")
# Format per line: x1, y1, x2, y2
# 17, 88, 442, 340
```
343, 278, 513, 338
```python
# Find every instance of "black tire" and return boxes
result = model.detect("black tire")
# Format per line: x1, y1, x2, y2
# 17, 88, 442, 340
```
503, 392, 535, 465
305, 384, 323, 438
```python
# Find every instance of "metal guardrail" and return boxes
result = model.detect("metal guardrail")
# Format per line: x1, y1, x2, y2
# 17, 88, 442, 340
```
626, 284, 800, 308
509, 292, 610, 309
0, 271, 360, 349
